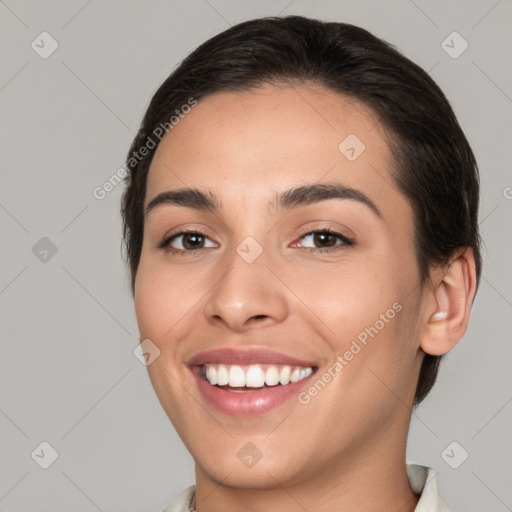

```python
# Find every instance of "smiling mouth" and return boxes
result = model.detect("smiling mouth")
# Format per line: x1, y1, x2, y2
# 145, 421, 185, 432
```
197, 363, 318, 392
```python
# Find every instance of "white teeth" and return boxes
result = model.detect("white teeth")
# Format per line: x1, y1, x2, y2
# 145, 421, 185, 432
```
265, 366, 280, 386
216, 365, 229, 386
279, 365, 291, 385
299, 367, 313, 380
202, 363, 314, 388
290, 368, 301, 383
206, 365, 217, 385
228, 365, 245, 387
246, 365, 265, 387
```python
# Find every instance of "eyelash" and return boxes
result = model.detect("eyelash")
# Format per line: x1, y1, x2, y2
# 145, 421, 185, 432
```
157, 228, 355, 256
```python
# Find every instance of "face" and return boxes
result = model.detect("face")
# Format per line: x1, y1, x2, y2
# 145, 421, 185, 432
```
134, 83, 426, 488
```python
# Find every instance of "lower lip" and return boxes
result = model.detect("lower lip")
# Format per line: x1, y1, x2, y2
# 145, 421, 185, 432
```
190, 366, 316, 416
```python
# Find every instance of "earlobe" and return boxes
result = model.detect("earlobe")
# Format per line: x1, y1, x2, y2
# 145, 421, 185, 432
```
420, 248, 477, 356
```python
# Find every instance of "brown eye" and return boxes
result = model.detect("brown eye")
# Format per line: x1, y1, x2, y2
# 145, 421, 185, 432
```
180, 233, 205, 250
298, 230, 354, 250
159, 231, 217, 253
312, 232, 338, 248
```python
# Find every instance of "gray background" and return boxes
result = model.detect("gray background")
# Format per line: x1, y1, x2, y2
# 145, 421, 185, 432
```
1, 0, 511, 511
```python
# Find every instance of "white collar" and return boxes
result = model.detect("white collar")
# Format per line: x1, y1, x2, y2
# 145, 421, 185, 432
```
162, 464, 450, 512
407, 464, 450, 512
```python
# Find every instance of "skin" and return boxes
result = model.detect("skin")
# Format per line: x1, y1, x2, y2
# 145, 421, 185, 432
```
134, 83, 477, 512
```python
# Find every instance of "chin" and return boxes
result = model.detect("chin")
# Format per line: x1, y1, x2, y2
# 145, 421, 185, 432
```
197, 456, 300, 490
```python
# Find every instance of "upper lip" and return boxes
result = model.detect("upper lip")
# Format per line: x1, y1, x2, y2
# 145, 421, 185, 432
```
187, 348, 318, 367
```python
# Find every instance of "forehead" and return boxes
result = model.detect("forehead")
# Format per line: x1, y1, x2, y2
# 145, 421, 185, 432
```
145, 83, 408, 223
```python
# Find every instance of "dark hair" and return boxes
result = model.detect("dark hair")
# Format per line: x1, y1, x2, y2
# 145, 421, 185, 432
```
121, 15, 481, 405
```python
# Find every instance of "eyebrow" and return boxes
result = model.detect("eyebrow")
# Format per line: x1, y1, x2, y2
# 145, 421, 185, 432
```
145, 182, 383, 220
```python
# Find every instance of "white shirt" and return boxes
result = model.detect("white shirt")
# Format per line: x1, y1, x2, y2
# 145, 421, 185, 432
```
161, 464, 450, 512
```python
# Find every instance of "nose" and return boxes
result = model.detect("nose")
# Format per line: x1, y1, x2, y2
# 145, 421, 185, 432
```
203, 245, 289, 332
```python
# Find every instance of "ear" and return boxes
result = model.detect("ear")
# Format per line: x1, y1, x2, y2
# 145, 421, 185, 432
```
420, 248, 478, 356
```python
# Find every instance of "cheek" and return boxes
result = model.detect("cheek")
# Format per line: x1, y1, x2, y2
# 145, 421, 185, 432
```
134, 265, 164, 340
287, 260, 393, 335
133, 258, 197, 414
286, 255, 419, 375
134, 255, 201, 342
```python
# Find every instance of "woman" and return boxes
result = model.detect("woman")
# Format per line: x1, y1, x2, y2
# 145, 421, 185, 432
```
121, 16, 480, 512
